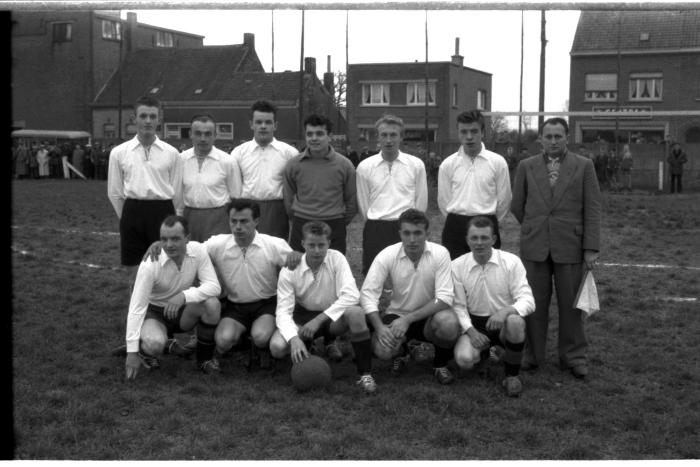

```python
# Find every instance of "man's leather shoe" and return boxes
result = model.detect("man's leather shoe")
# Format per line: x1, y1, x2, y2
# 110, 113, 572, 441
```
571, 364, 588, 379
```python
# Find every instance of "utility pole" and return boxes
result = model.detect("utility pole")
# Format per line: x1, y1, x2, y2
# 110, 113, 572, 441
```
615, 11, 622, 159
298, 9, 305, 143
538, 10, 547, 130
271, 10, 275, 100
518, 10, 524, 156
424, 10, 429, 157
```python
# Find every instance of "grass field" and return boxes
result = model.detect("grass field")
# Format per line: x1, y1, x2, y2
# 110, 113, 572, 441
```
11, 179, 700, 460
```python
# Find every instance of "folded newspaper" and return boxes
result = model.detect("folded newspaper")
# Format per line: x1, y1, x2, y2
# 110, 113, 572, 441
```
575, 269, 599, 316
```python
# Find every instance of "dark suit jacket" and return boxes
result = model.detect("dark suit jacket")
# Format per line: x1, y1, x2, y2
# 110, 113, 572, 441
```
511, 151, 601, 264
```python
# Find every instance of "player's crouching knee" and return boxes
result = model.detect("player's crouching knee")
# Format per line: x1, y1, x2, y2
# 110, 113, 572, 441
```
505, 314, 526, 341
140, 333, 166, 357
431, 310, 461, 346
343, 305, 367, 329
453, 344, 479, 371
269, 333, 289, 359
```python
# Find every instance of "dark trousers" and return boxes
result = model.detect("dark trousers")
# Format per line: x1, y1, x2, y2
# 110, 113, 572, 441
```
441, 213, 501, 260
289, 216, 347, 254
362, 219, 400, 275
670, 174, 683, 193
256, 199, 289, 241
522, 256, 587, 368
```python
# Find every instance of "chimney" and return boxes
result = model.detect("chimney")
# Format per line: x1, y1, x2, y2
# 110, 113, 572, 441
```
323, 55, 334, 93
304, 57, 316, 77
243, 32, 255, 50
126, 12, 137, 53
451, 37, 463, 67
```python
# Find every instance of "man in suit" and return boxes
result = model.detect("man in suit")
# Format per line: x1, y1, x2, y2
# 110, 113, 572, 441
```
511, 117, 601, 379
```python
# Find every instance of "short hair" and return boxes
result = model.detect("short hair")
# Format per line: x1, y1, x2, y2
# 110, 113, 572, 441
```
190, 114, 216, 126
161, 214, 189, 236
398, 208, 429, 231
134, 95, 161, 112
303, 114, 333, 133
540, 117, 569, 135
301, 221, 332, 240
466, 215, 495, 236
456, 109, 486, 132
227, 198, 261, 219
251, 100, 277, 118
374, 114, 405, 133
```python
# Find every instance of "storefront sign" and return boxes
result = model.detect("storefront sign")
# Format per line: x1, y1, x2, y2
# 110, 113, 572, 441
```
591, 106, 653, 119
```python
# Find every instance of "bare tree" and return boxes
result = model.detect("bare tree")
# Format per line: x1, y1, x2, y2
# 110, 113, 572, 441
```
333, 71, 347, 108
488, 115, 510, 145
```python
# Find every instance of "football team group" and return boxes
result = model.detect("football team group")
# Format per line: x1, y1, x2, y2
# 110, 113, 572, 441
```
109, 95, 601, 397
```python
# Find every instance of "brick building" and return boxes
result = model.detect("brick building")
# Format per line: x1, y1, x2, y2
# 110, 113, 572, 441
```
346, 39, 492, 157
569, 10, 700, 146
91, 54, 345, 150
11, 11, 203, 133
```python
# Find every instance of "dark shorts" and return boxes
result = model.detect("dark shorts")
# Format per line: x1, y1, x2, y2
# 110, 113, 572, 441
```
221, 296, 277, 330
120, 198, 175, 266
370, 313, 429, 343
442, 213, 501, 260
144, 303, 187, 336
469, 314, 503, 347
293, 304, 335, 343
255, 199, 289, 241
289, 216, 347, 254
362, 219, 400, 275
183, 205, 230, 243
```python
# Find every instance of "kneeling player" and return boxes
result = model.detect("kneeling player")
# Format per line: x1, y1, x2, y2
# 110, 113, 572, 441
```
360, 208, 459, 384
125, 215, 221, 380
269, 221, 376, 393
451, 216, 534, 397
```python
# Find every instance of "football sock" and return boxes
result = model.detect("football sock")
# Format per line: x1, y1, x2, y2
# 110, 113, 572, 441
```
196, 320, 217, 364
350, 331, 372, 374
503, 340, 525, 376
433, 344, 454, 368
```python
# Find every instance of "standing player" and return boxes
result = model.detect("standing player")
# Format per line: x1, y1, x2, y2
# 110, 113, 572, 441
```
361, 209, 459, 384
230, 101, 298, 240
511, 118, 601, 379
451, 216, 535, 397
108, 95, 183, 282
270, 221, 376, 393
284, 114, 357, 255
355, 115, 428, 275
180, 114, 241, 242
202, 198, 302, 373
438, 109, 512, 260
124, 216, 221, 379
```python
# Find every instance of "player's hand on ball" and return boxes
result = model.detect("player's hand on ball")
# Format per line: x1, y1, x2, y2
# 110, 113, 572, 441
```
290, 337, 310, 364
388, 316, 410, 340
144, 241, 163, 262
164, 293, 185, 319
125, 353, 141, 380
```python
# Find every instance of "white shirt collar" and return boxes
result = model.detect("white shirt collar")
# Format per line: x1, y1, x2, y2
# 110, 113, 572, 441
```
159, 242, 197, 266
458, 142, 486, 160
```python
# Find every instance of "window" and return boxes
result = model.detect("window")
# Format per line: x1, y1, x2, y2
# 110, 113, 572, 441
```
103, 123, 116, 139
156, 30, 174, 48
216, 123, 234, 140
629, 73, 663, 101
585, 73, 618, 102
452, 84, 458, 107
407, 82, 436, 106
477, 89, 487, 110
362, 83, 390, 106
52, 22, 72, 43
358, 128, 373, 141
164, 124, 189, 140
101, 20, 121, 41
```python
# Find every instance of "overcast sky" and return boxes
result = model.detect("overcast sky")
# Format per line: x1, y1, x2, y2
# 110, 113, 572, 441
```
122, 8, 581, 126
